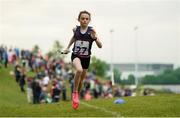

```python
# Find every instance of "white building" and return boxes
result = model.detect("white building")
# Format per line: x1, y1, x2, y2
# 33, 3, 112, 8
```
113, 63, 174, 79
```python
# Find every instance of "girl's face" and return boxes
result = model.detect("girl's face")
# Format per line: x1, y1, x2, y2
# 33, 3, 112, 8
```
79, 13, 90, 27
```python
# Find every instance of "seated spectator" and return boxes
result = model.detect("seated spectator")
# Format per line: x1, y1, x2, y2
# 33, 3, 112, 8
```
51, 80, 61, 102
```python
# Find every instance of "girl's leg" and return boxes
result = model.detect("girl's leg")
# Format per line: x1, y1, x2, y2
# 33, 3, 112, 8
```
78, 69, 87, 93
72, 57, 83, 92
72, 57, 83, 109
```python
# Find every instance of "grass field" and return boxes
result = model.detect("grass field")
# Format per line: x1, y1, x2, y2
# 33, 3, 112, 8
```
0, 67, 180, 117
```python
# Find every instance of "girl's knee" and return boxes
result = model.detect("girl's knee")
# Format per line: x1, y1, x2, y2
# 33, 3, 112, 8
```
76, 68, 83, 73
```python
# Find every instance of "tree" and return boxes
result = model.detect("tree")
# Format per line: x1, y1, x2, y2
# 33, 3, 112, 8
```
32, 45, 40, 56
89, 56, 109, 77
114, 68, 121, 84
141, 68, 180, 85
120, 74, 135, 85
47, 40, 63, 58
127, 74, 135, 84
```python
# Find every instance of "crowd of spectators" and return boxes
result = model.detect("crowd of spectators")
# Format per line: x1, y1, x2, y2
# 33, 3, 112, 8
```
0, 45, 135, 104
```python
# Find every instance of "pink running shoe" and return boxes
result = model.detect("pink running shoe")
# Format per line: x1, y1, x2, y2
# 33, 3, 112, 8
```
72, 91, 79, 110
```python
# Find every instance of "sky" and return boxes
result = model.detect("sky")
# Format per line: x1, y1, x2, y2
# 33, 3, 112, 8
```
0, 0, 180, 66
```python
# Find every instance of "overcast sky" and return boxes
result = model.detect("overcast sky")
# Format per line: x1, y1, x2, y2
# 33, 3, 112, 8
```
0, 0, 180, 66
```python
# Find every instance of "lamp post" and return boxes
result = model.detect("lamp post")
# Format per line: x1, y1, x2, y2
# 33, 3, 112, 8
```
110, 29, 115, 86
134, 26, 139, 87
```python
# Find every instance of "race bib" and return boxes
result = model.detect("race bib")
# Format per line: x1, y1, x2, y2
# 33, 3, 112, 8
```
74, 40, 89, 56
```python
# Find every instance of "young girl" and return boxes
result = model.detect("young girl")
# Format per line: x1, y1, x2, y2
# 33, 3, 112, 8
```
63, 10, 102, 110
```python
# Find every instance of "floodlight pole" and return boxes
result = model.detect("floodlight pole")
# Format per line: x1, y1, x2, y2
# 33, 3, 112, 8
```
134, 26, 139, 87
110, 29, 115, 86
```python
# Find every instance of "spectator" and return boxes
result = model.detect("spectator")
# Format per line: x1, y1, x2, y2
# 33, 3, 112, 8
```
27, 77, 34, 103
19, 67, 26, 92
32, 79, 41, 104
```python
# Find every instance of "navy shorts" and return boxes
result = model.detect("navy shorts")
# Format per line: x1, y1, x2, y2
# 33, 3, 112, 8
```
71, 53, 90, 69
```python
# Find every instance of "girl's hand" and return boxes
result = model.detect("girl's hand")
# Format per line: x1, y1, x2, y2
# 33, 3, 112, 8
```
62, 49, 70, 54
90, 28, 98, 40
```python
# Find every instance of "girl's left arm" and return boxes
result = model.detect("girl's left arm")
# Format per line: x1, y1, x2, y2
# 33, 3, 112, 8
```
91, 28, 102, 48
95, 38, 102, 48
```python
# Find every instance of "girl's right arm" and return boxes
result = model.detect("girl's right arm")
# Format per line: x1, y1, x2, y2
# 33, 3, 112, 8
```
63, 27, 77, 53
64, 36, 75, 53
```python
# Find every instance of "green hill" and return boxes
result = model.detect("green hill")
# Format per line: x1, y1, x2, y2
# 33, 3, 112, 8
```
0, 67, 180, 117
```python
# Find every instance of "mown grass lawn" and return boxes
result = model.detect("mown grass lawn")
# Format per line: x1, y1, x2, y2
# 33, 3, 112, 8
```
0, 67, 180, 117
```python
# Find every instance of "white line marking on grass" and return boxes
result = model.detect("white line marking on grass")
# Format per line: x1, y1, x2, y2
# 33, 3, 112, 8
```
81, 101, 123, 117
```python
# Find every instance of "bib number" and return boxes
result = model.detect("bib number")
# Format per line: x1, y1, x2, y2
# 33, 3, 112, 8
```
74, 41, 89, 56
